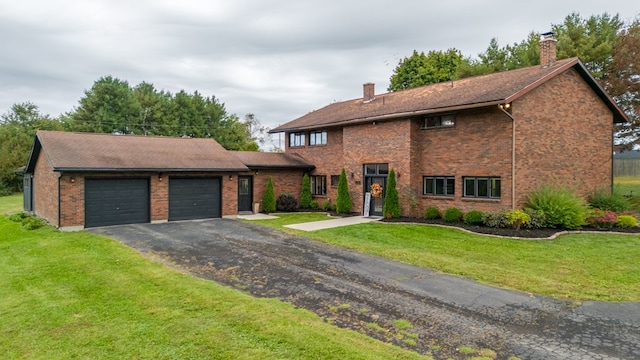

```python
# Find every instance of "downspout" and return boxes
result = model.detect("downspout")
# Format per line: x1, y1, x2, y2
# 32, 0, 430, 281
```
499, 104, 516, 209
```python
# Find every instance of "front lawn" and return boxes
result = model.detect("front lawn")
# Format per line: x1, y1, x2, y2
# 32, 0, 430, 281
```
249, 213, 640, 302
0, 193, 22, 214
0, 215, 427, 360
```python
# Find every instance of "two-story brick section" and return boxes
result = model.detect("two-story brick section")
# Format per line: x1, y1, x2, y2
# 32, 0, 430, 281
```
270, 34, 628, 216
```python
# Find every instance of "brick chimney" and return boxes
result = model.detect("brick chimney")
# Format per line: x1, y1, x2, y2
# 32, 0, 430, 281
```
363, 83, 375, 102
540, 32, 557, 68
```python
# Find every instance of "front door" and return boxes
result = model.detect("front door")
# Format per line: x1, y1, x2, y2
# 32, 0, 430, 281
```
238, 176, 253, 212
363, 163, 389, 217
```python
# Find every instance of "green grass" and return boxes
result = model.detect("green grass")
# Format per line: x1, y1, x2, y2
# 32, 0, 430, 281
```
0, 193, 22, 214
614, 176, 640, 213
0, 215, 429, 360
249, 214, 640, 302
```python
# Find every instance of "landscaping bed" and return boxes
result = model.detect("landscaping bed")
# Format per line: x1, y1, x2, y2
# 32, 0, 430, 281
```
382, 217, 640, 238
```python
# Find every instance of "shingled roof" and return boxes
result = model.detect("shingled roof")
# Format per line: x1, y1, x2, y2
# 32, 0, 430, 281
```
271, 58, 627, 133
26, 131, 249, 172
232, 151, 314, 170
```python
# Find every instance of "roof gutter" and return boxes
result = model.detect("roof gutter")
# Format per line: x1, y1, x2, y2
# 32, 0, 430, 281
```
270, 100, 506, 133
52, 167, 251, 173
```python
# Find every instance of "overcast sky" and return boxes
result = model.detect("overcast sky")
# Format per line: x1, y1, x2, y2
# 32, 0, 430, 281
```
1, 0, 638, 137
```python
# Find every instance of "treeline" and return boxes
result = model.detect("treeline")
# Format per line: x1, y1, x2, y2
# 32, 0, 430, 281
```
388, 12, 639, 150
0, 76, 269, 194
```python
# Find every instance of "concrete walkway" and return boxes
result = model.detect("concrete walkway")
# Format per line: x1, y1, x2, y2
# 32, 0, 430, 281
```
284, 215, 382, 231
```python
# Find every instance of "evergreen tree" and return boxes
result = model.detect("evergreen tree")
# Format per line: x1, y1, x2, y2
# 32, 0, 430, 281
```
336, 168, 352, 214
261, 177, 276, 213
299, 173, 312, 209
382, 169, 401, 219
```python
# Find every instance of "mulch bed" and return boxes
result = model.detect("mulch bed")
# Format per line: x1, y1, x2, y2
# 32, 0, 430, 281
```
382, 217, 640, 239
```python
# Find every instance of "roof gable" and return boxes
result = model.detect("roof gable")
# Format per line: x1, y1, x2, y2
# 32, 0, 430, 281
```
271, 58, 627, 132
26, 131, 249, 173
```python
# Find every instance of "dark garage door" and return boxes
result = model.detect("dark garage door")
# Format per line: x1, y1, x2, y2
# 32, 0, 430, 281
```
169, 177, 221, 221
85, 178, 150, 228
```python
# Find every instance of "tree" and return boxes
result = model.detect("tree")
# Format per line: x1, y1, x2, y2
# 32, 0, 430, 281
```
261, 177, 276, 213
0, 103, 63, 193
299, 174, 312, 209
70, 76, 141, 134
388, 49, 464, 91
335, 168, 352, 214
553, 12, 622, 79
606, 18, 640, 148
382, 169, 401, 219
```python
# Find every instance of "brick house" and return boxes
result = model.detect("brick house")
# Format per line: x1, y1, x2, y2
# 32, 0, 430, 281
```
24, 131, 312, 230
270, 35, 628, 217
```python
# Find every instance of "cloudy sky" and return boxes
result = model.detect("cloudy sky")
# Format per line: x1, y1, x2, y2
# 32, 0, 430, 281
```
1, 0, 638, 136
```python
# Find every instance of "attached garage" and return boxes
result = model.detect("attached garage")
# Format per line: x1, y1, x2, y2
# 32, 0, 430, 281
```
85, 178, 150, 228
169, 177, 221, 221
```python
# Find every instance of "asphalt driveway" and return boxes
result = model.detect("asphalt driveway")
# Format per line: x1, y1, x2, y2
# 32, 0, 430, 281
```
89, 219, 640, 360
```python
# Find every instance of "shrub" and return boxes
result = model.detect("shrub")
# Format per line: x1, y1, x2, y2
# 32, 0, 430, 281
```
382, 169, 401, 219
336, 168, 352, 214
261, 177, 276, 213
586, 208, 617, 229
276, 193, 298, 212
524, 185, 588, 229
299, 174, 312, 209
482, 210, 509, 228
322, 199, 332, 211
443, 207, 462, 223
588, 188, 629, 212
505, 209, 531, 230
522, 208, 546, 229
22, 216, 45, 230
9, 212, 28, 222
464, 210, 484, 225
616, 214, 637, 229
424, 206, 441, 220
309, 200, 319, 210
0, 183, 12, 197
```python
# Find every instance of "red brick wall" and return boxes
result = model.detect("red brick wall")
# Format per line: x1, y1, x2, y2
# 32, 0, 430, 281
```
513, 68, 614, 206
243, 169, 305, 212
416, 108, 513, 213
33, 151, 60, 226
52, 170, 304, 227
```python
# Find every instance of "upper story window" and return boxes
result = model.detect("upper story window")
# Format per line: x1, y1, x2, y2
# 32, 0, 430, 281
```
289, 132, 305, 147
309, 130, 327, 146
423, 114, 455, 129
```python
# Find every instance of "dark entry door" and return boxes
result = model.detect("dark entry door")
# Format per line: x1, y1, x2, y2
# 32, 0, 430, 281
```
23, 174, 33, 212
364, 176, 387, 216
85, 178, 150, 228
169, 177, 221, 221
238, 176, 253, 212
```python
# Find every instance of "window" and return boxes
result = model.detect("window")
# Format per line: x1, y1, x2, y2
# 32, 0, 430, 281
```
310, 175, 327, 196
423, 114, 455, 129
364, 163, 388, 175
463, 177, 501, 198
423, 176, 455, 196
309, 131, 327, 146
330, 175, 340, 187
289, 132, 305, 147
